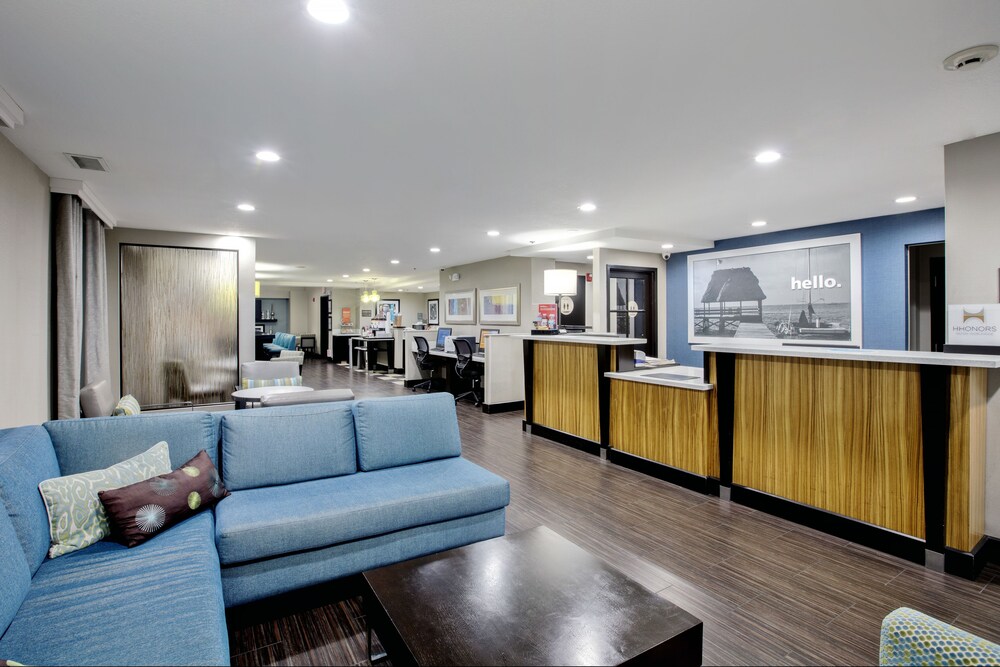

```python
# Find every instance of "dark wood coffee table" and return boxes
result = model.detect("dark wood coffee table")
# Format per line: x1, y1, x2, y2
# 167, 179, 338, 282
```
361, 526, 702, 666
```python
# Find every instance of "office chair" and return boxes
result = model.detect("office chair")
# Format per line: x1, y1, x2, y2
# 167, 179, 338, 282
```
412, 336, 436, 392
452, 338, 483, 406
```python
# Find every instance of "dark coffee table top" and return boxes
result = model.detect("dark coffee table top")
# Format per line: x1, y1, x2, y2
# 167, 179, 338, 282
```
362, 526, 702, 666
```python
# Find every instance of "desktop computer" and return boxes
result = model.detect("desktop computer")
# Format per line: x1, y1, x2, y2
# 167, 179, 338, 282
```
434, 327, 453, 350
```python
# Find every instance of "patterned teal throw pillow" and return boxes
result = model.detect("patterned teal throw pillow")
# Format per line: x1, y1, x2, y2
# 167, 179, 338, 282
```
113, 394, 141, 416
38, 442, 171, 558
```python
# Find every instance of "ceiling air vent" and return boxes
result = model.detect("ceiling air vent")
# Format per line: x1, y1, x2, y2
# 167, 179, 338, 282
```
943, 45, 999, 71
64, 153, 110, 172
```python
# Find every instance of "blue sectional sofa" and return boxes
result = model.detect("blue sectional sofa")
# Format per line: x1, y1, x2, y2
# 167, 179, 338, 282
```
0, 393, 509, 666
263, 331, 297, 357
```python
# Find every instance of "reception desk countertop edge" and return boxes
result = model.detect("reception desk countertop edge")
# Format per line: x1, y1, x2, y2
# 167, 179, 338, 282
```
605, 365, 713, 391
692, 343, 1000, 368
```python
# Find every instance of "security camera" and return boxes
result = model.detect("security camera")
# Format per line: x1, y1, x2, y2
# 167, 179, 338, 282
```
661, 252, 672, 261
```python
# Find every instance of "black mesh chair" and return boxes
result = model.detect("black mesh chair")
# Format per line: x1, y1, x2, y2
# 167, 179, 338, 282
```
411, 336, 436, 392
452, 338, 483, 406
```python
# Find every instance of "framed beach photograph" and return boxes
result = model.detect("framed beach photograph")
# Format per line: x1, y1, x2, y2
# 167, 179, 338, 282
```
479, 285, 520, 325
687, 234, 862, 347
445, 289, 477, 324
427, 298, 440, 325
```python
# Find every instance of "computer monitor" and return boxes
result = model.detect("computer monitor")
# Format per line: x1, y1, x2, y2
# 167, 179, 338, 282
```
479, 328, 500, 352
435, 327, 453, 348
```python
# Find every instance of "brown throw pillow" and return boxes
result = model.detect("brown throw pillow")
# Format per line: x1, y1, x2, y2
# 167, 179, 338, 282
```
99, 450, 230, 547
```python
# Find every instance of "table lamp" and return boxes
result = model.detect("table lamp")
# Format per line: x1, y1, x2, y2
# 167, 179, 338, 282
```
543, 269, 578, 329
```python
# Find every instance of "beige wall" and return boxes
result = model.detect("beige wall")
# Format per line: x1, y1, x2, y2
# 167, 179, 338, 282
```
0, 133, 51, 427
439, 256, 536, 337
945, 131, 1000, 537
591, 248, 667, 357
105, 228, 256, 396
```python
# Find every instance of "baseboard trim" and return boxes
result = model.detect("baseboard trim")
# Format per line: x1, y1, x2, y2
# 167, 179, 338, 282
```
482, 401, 523, 414
730, 485, 927, 566
606, 450, 719, 496
528, 424, 601, 456
945, 536, 996, 580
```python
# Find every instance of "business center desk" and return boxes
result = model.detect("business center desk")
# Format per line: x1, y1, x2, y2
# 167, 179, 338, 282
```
605, 342, 1000, 578
403, 332, 525, 413
521, 334, 645, 454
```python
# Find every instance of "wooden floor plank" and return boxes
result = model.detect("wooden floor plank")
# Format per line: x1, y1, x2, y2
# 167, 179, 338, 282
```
225, 358, 1000, 666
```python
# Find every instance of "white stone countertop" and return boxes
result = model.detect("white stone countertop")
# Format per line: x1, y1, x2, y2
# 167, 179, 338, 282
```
605, 365, 713, 391
691, 343, 1000, 368
516, 334, 646, 346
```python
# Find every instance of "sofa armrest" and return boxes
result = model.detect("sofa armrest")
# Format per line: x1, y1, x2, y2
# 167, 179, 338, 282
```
880, 607, 1000, 666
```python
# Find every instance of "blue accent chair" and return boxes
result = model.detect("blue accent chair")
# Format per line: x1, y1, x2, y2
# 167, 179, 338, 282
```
262, 332, 297, 357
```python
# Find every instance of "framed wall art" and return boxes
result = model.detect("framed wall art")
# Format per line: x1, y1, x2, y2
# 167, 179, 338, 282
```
427, 298, 440, 325
479, 285, 520, 325
687, 234, 862, 347
445, 289, 477, 324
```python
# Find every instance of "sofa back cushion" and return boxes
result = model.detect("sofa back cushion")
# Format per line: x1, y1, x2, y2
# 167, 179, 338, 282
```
353, 394, 462, 471
43, 412, 219, 474
0, 425, 60, 575
221, 402, 357, 491
0, 508, 31, 638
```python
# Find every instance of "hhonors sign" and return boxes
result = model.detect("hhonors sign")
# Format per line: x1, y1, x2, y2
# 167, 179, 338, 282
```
687, 234, 862, 347
947, 305, 1000, 346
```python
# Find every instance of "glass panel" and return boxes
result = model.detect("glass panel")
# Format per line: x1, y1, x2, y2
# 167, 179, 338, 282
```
615, 312, 629, 335
632, 277, 647, 310
632, 312, 647, 340
615, 278, 628, 310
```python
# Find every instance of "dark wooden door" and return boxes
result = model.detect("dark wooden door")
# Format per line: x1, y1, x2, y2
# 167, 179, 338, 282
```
608, 266, 656, 355
930, 256, 946, 353
320, 295, 331, 358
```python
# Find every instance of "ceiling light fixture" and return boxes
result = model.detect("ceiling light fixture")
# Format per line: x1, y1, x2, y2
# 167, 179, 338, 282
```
390, 259, 400, 264
661, 243, 674, 249
895, 195, 917, 204
429, 247, 441, 253
418, 286, 424, 290
342, 274, 349, 278
487, 230, 500, 237
577, 202, 597, 213
751, 220, 768, 227
754, 150, 782, 164
586, 255, 594, 260
362, 268, 370, 272
326, 279, 333, 282
236, 203, 255, 212
307, 0, 350, 24
255, 150, 281, 162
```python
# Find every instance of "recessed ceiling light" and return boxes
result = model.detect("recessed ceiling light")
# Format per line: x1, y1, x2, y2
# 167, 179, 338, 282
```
751, 220, 768, 227
236, 203, 255, 212
307, 0, 350, 24
342, 274, 349, 278
586, 255, 594, 260
487, 230, 500, 237
754, 151, 782, 164
895, 195, 917, 204
390, 259, 400, 264
577, 202, 597, 213
429, 247, 441, 253
326, 279, 333, 282
255, 150, 281, 162
362, 268, 370, 272
661, 243, 674, 249
418, 286, 424, 290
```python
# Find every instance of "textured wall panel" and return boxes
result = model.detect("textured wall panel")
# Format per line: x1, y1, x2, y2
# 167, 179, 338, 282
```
120, 245, 238, 407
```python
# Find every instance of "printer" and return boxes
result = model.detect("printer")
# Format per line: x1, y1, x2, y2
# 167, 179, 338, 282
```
444, 336, 477, 353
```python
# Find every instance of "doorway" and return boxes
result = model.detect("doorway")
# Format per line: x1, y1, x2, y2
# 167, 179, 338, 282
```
608, 266, 657, 355
907, 243, 946, 352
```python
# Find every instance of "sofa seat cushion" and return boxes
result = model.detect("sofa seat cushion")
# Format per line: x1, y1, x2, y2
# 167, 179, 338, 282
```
216, 457, 510, 565
0, 512, 228, 667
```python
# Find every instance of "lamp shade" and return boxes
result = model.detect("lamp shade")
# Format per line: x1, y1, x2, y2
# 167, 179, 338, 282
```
543, 269, 578, 296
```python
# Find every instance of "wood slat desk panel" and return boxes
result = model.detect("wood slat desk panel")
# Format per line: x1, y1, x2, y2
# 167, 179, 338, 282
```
610, 379, 719, 477
531, 342, 603, 442
947, 367, 988, 552
731, 354, 926, 539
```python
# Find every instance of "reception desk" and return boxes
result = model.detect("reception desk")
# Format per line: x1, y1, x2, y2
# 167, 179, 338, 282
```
521, 334, 643, 454
693, 344, 1000, 577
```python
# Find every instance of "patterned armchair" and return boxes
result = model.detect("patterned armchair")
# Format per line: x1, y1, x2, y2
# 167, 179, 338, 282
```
880, 607, 1000, 666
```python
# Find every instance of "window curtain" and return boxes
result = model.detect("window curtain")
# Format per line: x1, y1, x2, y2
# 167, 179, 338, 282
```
54, 194, 111, 419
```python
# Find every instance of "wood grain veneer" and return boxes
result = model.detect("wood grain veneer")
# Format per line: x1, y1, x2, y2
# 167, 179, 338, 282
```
732, 354, 925, 538
610, 380, 719, 477
946, 367, 988, 552
531, 341, 601, 442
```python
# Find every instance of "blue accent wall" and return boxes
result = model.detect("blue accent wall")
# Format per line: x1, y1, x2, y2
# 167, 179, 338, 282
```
667, 208, 945, 367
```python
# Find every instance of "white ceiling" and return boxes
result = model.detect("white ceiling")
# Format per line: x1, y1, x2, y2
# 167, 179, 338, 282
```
2, 1, 999, 291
